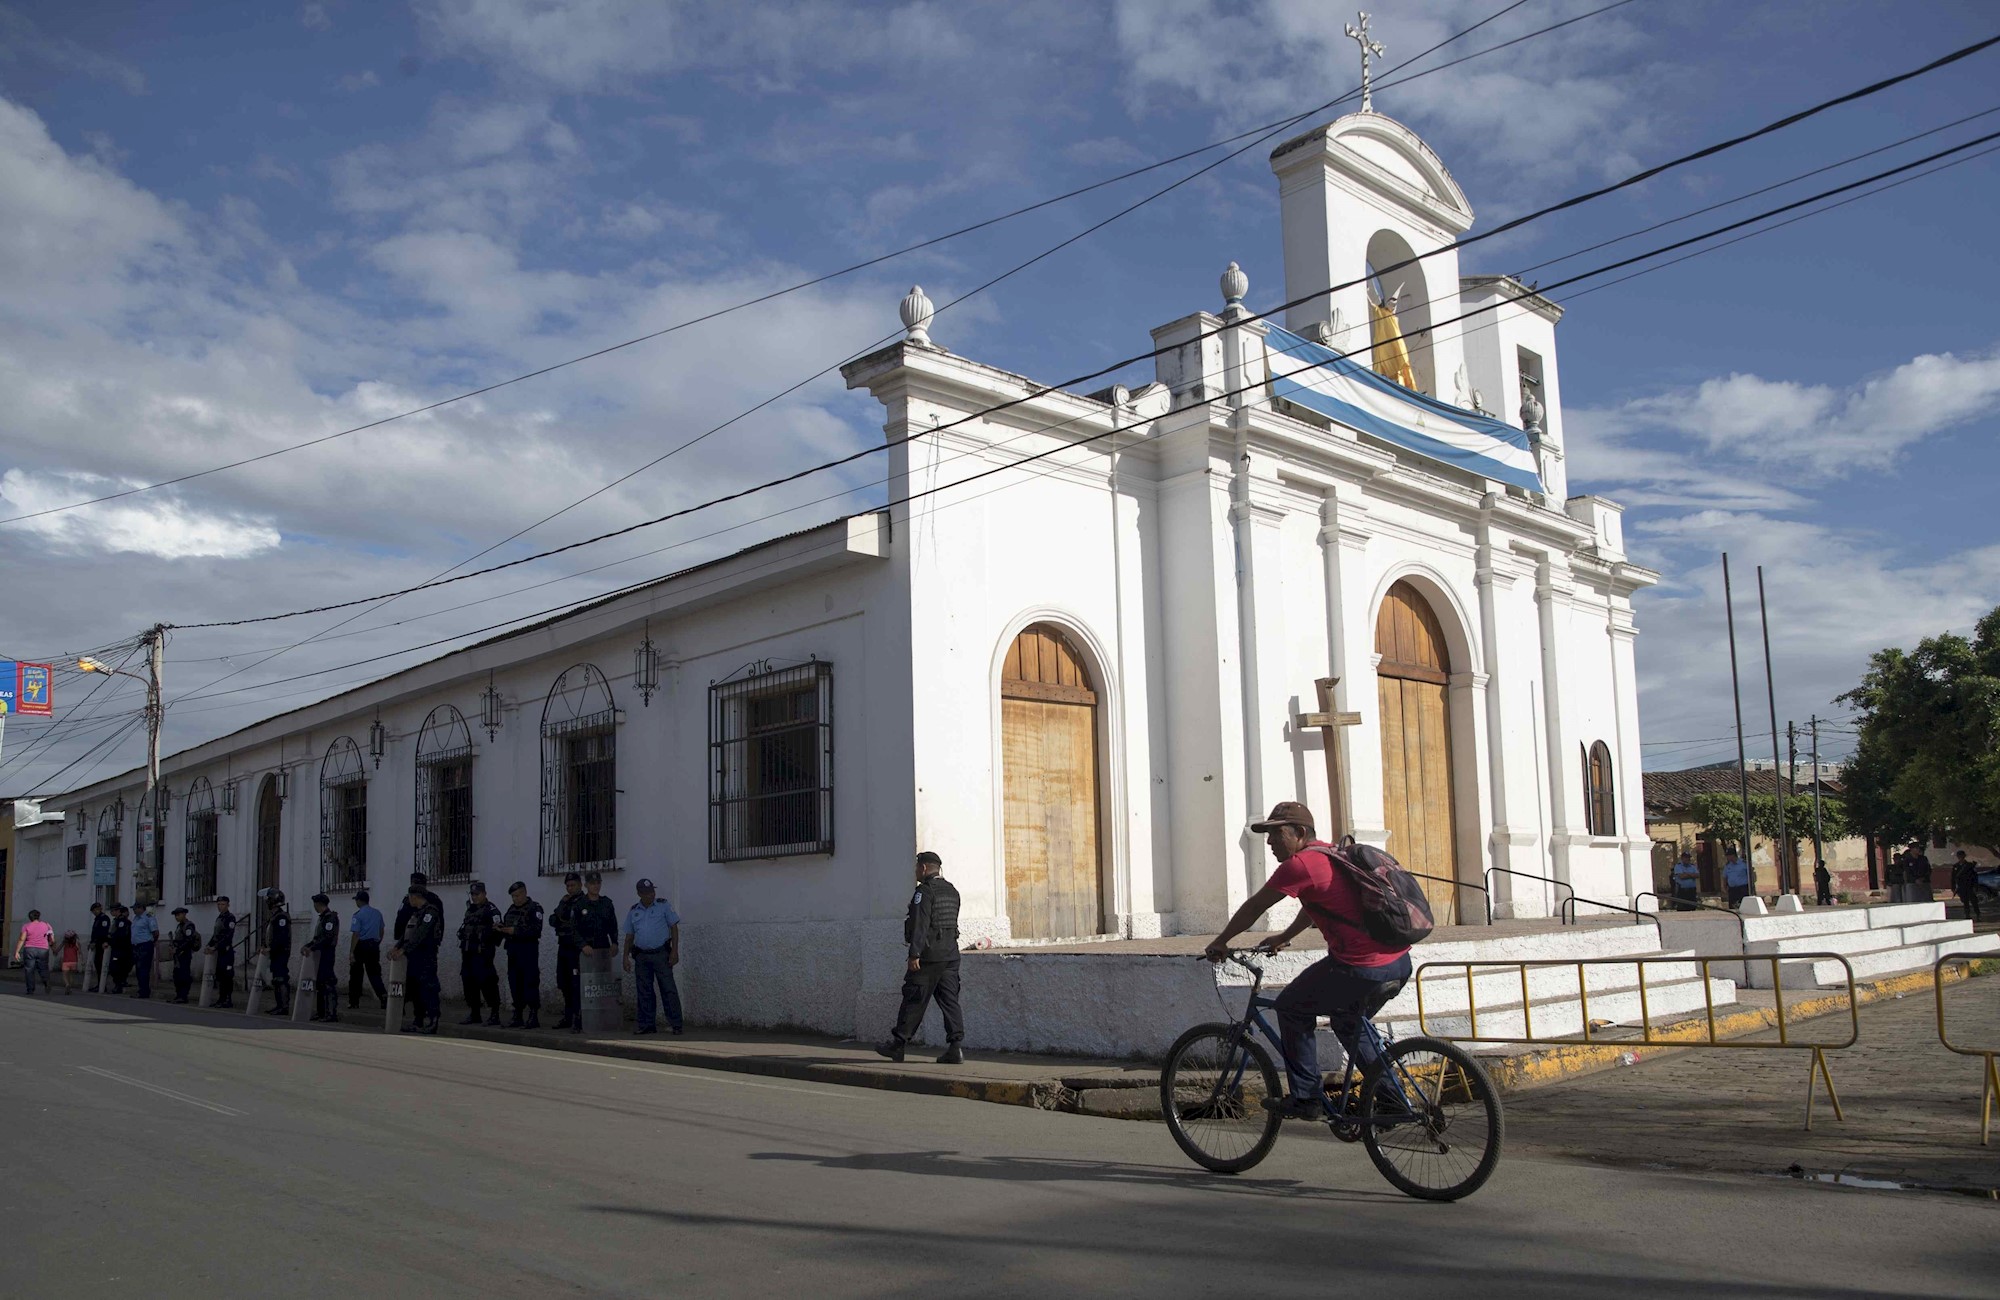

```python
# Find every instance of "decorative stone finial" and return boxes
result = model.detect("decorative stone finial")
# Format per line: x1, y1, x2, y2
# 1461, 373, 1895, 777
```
1220, 261, 1248, 306
899, 285, 934, 346
1520, 390, 1546, 438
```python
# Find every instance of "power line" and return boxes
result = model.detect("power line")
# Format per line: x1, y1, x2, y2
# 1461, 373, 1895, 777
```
0, 0, 1582, 531
164, 120, 2000, 635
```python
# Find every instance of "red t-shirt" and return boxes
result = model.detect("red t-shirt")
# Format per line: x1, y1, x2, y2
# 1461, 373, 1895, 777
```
1268, 843, 1408, 967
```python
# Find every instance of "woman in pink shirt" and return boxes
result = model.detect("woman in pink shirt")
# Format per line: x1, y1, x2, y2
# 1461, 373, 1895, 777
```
14, 910, 55, 995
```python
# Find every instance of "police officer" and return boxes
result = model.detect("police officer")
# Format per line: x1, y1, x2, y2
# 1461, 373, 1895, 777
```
168, 907, 201, 1003
107, 903, 133, 992
206, 896, 238, 1008
393, 885, 443, 1034
129, 901, 158, 999
304, 893, 341, 1022
1670, 850, 1701, 911
347, 889, 387, 1009
494, 881, 544, 1029
457, 881, 503, 1027
876, 851, 965, 1064
571, 871, 617, 1036
262, 889, 293, 1016
549, 871, 586, 1029
86, 902, 110, 991
392, 872, 445, 1024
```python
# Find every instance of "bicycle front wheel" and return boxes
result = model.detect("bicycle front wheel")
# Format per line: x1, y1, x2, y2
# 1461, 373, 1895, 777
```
1359, 1036, 1504, 1201
1159, 1022, 1283, 1174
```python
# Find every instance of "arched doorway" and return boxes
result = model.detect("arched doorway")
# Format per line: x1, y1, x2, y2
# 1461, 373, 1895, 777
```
1001, 623, 1106, 940
1375, 581, 1463, 922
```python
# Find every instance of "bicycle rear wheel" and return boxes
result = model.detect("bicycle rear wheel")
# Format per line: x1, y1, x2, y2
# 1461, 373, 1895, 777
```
1159, 1022, 1283, 1174
1359, 1036, 1503, 1201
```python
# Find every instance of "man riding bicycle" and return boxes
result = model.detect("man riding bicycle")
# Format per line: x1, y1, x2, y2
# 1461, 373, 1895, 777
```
1203, 801, 1412, 1120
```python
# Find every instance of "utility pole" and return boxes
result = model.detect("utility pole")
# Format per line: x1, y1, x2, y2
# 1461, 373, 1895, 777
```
1722, 554, 1755, 890
1810, 715, 1825, 867
1757, 566, 1789, 894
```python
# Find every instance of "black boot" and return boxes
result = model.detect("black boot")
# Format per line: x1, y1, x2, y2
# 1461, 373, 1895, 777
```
524, 1009, 540, 1029
506, 1011, 524, 1028
554, 1013, 574, 1030
937, 1044, 965, 1065
486, 1011, 501, 1026
875, 1039, 906, 1063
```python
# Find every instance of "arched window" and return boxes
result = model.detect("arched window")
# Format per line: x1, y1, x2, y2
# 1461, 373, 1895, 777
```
540, 664, 618, 874
1584, 740, 1616, 836
184, 777, 219, 903
319, 736, 368, 889
94, 805, 122, 905
415, 704, 475, 882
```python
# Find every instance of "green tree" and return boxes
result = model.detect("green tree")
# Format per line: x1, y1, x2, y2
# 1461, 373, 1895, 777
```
1685, 792, 1848, 846
1839, 606, 2000, 854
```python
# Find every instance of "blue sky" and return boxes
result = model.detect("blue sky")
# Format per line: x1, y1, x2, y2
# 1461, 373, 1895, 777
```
0, 0, 1995, 793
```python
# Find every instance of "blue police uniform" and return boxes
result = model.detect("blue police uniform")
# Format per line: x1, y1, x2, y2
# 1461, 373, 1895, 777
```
624, 888, 683, 1034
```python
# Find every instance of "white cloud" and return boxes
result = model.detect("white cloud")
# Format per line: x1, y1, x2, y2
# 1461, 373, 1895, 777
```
1577, 348, 2000, 476
0, 470, 281, 559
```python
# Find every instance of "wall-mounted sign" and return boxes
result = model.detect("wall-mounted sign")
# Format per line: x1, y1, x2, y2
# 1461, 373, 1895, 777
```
93, 855, 118, 886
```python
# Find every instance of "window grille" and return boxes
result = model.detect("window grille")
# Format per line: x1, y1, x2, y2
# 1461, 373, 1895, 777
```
94, 806, 122, 907
68, 844, 86, 874
318, 736, 369, 889
184, 777, 219, 903
539, 664, 618, 875
1583, 740, 1617, 837
710, 659, 834, 862
415, 704, 475, 883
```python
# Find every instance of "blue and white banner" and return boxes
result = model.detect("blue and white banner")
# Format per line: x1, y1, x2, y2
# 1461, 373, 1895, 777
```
1266, 325, 1543, 493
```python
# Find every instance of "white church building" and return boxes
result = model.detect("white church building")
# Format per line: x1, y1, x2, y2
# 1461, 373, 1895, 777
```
9, 107, 1657, 1045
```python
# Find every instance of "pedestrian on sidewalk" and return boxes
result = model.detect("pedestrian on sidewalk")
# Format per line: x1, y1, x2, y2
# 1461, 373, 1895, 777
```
393, 873, 445, 1025
1671, 850, 1700, 910
457, 881, 503, 1027
347, 889, 387, 1010
262, 890, 293, 1016
57, 930, 81, 993
304, 894, 341, 1022
1952, 851, 1982, 922
494, 881, 543, 1029
86, 902, 109, 991
550, 871, 585, 1030
207, 897, 237, 1008
1723, 847, 1751, 910
168, 908, 200, 1002
876, 851, 965, 1065
107, 903, 133, 992
1813, 860, 1834, 907
14, 910, 54, 994
621, 878, 683, 1036
393, 885, 443, 1034
129, 901, 158, 1000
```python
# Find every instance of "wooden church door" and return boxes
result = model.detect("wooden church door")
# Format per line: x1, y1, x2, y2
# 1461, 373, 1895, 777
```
1374, 582, 1463, 923
1001, 624, 1105, 940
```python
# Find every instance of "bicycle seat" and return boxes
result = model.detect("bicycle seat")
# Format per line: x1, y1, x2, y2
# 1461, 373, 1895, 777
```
1363, 977, 1407, 1016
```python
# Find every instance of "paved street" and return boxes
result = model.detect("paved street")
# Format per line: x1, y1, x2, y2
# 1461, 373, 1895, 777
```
3, 993, 1995, 1298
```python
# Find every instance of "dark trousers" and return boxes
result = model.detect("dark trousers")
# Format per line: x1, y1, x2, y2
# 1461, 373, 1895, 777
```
349, 940, 386, 1007
556, 943, 580, 1018
892, 958, 964, 1045
1672, 885, 1698, 911
407, 951, 441, 1022
1960, 888, 1982, 921
1274, 953, 1412, 1102
461, 953, 501, 1016
314, 953, 339, 1017
1727, 885, 1750, 908
268, 954, 292, 1011
173, 953, 194, 1001
88, 942, 107, 990
108, 947, 132, 991
215, 959, 235, 1005
506, 945, 541, 1011
632, 949, 683, 1031
132, 942, 155, 998
1817, 880, 1835, 905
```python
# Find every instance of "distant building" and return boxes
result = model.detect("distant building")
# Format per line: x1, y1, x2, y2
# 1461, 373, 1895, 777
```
1643, 766, 1866, 897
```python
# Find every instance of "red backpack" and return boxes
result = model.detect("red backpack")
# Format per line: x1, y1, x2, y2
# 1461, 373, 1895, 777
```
1303, 844, 1436, 948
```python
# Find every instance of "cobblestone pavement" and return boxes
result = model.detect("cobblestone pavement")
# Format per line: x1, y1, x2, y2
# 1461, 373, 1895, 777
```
1503, 975, 2000, 1191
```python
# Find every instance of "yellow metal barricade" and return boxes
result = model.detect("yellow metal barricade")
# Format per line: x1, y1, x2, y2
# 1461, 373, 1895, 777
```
1934, 955, 2000, 1146
1414, 953, 1858, 1130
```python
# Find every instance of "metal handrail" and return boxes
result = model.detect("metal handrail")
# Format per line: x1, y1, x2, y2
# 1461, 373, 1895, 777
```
1634, 890, 1751, 949
1482, 866, 1575, 925
1559, 894, 1665, 946
1400, 869, 1493, 927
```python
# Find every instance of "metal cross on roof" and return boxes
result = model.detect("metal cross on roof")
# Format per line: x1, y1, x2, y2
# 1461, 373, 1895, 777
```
1344, 11, 1386, 113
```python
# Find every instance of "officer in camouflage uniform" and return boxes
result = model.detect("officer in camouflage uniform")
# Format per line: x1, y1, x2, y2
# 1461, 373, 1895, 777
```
495, 881, 544, 1028
876, 851, 965, 1064
456, 881, 503, 1026
304, 893, 341, 1022
393, 886, 444, 1034
549, 871, 586, 1030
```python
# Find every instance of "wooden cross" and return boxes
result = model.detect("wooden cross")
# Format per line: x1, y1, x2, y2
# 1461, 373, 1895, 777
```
1299, 676, 1363, 842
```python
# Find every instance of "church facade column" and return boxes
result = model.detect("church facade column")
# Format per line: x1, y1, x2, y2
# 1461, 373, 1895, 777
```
1607, 603, 1650, 906
1535, 556, 1585, 907
1320, 486, 1387, 848
1228, 447, 1290, 907
1475, 528, 1543, 899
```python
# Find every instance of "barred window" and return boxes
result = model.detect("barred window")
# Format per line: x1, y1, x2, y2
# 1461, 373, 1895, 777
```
710, 660, 833, 862
319, 736, 369, 889
415, 705, 475, 883
67, 843, 86, 874
539, 664, 619, 875
184, 777, 219, 903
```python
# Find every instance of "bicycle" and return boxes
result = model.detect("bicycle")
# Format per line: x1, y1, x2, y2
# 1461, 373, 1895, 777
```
1159, 947, 1503, 1201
